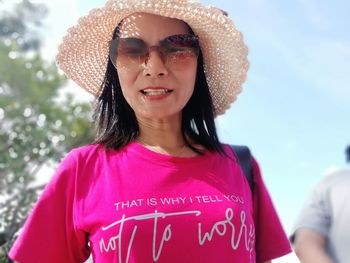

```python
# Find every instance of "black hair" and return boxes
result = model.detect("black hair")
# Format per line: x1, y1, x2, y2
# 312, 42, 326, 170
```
346, 145, 350, 163
93, 22, 225, 155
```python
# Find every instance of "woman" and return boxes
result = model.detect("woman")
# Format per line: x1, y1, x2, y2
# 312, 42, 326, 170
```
9, 0, 291, 262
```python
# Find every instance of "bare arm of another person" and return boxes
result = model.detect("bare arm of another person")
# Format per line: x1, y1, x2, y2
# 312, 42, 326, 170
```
294, 228, 335, 263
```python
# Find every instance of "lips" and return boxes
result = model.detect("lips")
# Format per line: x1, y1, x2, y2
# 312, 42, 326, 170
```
140, 87, 173, 96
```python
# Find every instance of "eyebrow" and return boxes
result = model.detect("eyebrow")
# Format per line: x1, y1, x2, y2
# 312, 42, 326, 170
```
119, 34, 194, 43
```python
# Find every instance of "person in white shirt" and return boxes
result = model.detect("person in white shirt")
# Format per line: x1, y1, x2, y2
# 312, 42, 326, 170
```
292, 145, 350, 263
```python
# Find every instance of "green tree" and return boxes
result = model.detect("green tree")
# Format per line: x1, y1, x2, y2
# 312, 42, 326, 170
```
0, 1, 95, 261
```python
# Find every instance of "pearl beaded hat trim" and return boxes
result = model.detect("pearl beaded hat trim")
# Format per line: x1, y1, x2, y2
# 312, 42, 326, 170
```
56, 0, 249, 115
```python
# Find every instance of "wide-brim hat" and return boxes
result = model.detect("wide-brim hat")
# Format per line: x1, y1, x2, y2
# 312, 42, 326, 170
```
56, 0, 249, 115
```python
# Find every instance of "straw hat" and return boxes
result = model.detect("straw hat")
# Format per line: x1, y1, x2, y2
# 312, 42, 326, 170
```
56, 0, 249, 115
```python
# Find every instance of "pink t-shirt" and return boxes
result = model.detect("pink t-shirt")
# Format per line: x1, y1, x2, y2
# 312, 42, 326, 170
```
9, 143, 291, 263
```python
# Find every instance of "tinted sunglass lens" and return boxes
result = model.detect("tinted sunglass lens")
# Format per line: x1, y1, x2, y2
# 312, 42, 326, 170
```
160, 35, 199, 68
110, 38, 148, 68
109, 34, 199, 70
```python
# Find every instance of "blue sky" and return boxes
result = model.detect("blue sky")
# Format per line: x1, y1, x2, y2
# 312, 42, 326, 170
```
211, 0, 350, 234
28, 0, 350, 261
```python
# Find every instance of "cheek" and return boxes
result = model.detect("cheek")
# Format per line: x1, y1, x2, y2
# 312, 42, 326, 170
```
189, 66, 198, 86
117, 68, 134, 87
181, 64, 197, 96
187, 60, 198, 82
117, 69, 138, 98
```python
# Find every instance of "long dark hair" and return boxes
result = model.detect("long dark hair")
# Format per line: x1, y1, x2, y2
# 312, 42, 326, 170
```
93, 23, 225, 155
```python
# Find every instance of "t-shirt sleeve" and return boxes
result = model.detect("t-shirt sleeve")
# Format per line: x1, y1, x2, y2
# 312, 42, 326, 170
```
252, 158, 292, 262
8, 150, 90, 263
290, 178, 331, 241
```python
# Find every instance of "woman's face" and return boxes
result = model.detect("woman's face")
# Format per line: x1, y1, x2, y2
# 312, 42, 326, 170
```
114, 13, 198, 121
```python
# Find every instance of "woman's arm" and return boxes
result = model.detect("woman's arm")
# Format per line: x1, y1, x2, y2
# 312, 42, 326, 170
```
294, 228, 335, 263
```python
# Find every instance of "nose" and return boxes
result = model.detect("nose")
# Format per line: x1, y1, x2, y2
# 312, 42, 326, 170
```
142, 49, 168, 77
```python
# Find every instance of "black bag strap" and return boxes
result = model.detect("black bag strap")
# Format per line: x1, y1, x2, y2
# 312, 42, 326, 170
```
229, 145, 254, 194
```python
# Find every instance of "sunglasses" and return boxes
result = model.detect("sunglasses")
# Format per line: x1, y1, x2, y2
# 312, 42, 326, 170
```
109, 34, 200, 70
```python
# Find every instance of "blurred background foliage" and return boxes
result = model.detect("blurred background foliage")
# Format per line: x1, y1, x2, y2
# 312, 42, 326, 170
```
0, 0, 95, 261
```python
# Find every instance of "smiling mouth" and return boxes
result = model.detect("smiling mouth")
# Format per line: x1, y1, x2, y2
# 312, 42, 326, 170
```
140, 88, 173, 96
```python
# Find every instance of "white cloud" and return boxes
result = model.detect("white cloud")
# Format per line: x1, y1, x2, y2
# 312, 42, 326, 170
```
40, 0, 80, 60
245, 26, 350, 104
293, 38, 350, 103
297, 0, 331, 30
225, 0, 350, 105
60, 80, 95, 103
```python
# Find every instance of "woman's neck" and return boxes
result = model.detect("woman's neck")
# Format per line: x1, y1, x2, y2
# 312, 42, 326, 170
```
137, 115, 184, 148
135, 115, 198, 157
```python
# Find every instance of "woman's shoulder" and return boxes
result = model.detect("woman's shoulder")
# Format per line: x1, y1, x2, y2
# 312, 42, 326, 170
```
71, 143, 103, 154
69, 143, 101, 156
67, 143, 111, 163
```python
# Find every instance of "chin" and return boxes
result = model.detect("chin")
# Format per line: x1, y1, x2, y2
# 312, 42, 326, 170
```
137, 109, 182, 121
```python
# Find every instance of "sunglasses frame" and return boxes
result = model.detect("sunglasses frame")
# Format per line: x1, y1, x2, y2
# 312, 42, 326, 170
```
109, 34, 200, 70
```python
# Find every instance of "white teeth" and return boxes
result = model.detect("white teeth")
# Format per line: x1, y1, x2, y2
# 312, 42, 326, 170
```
142, 89, 171, 96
